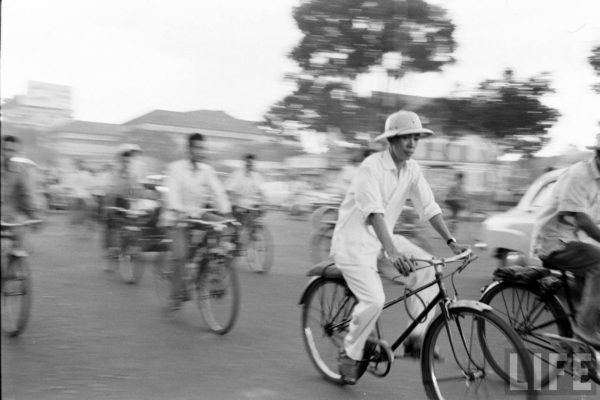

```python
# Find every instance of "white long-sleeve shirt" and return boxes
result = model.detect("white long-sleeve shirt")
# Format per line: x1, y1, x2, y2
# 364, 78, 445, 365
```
166, 159, 231, 217
331, 150, 442, 267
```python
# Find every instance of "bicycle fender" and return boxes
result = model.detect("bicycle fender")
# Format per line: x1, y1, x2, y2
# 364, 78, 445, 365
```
10, 249, 29, 258
448, 299, 493, 312
299, 276, 321, 305
479, 280, 501, 297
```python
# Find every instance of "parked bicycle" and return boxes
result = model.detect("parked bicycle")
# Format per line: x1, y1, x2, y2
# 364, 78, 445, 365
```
480, 262, 600, 387
232, 205, 274, 273
153, 216, 240, 334
300, 249, 536, 399
1, 219, 42, 337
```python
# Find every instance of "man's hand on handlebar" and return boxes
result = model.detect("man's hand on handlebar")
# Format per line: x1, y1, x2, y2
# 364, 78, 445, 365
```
386, 248, 415, 277
449, 241, 470, 255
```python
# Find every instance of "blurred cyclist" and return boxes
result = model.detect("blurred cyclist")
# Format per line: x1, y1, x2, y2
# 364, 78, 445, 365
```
104, 144, 144, 259
531, 133, 600, 348
226, 153, 266, 209
165, 133, 232, 310
330, 111, 467, 384
1, 135, 41, 253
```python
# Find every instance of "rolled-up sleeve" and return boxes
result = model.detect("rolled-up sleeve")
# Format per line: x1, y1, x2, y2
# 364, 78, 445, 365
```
557, 169, 588, 214
354, 164, 385, 222
410, 168, 442, 222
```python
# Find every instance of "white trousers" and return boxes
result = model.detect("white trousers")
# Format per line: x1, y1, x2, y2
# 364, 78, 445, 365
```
335, 235, 439, 361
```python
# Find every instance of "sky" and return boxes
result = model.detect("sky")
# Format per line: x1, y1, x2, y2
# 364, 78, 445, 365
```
1, 0, 600, 155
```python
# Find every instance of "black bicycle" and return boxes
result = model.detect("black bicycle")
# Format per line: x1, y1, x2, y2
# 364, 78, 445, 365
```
153, 217, 240, 334
1, 219, 42, 337
300, 249, 536, 399
480, 263, 600, 387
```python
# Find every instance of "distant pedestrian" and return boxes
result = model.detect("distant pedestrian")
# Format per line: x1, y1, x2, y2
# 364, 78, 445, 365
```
445, 171, 467, 232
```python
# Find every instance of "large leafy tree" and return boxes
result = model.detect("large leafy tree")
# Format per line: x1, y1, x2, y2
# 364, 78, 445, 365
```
266, 0, 456, 139
422, 69, 560, 156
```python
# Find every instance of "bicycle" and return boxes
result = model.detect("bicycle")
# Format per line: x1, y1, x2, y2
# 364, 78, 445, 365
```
299, 249, 537, 399
232, 205, 274, 273
105, 206, 155, 284
1, 219, 42, 337
153, 216, 240, 334
480, 262, 600, 387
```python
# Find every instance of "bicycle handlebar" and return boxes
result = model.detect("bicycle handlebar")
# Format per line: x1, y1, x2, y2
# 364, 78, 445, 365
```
0, 219, 43, 228
179, 218, 240, 231
411, 248, 473, 269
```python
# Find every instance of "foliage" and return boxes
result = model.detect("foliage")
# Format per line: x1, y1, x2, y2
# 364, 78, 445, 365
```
265, 0, 456, 138
421, 69, 560, 156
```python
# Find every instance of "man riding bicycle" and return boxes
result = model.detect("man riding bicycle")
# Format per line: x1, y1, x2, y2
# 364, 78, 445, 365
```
1, 135, 41, 258
104, 144, 145, 259
165, 133, 232, 311
531, 133, 600, 349
330, 111, 467, 384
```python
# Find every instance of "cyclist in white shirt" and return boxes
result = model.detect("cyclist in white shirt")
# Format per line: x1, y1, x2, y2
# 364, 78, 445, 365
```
165, 133, 232, 310
331, 110, 467, 384
226, 154, 265, 209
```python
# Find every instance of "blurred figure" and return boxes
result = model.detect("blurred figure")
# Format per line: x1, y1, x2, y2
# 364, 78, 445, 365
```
226, 153, 266, 209
1, 135, 41, 250
330, 111, 468, 383
104, 144, 144, 257
531, 133, 600, 348
165, 133, 231, 311
444, 171, 467, 232
65, 159, 95, 235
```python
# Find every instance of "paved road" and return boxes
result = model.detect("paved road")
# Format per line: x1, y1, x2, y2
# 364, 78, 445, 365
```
2, 211, 596, 399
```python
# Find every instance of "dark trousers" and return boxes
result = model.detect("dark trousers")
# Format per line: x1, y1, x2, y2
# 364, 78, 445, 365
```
542, 241, 600, 329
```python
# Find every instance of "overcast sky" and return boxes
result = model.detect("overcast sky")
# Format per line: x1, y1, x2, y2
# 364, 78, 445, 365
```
2, 0, 599, 154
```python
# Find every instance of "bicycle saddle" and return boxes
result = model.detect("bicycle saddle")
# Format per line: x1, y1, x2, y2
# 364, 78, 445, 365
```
306, 259, 342, 278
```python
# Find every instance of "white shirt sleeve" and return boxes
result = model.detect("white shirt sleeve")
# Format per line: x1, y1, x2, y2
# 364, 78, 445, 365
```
354, 163, 386, 222
409, 165, 442, 222
166, 162, 184, 212
205, 165, 232, 214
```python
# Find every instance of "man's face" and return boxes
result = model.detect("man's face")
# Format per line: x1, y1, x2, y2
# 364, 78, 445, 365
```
1, 140, 18, 164
189, 139, 205, 163
388, 133, 420, 162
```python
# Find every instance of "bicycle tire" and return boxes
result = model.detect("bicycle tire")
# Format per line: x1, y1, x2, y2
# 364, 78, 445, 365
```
197, 258, 240, 335
246, 226, 274, 273
421, 306, 536, 400
301, 277, 357, 384
479, 280, 571, 387
152, 255, 172, 309
1, 257, 32, 337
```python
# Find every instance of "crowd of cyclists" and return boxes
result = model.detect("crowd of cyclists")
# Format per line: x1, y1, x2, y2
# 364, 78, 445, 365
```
2, 118, 599, 393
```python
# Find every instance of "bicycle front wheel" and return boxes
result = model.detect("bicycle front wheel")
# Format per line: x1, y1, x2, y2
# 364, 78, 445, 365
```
301, 277, 356, 384
246, 226, 274, 273
197, 258, 240, 335
480, 280, 571, 387
1, 257, 32, 337
421, 306, 536, 400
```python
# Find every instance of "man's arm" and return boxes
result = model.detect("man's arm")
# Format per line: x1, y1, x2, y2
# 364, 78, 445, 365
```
166, 163, 185, 213
206, 167, 232, 215
562, 211, 600, 243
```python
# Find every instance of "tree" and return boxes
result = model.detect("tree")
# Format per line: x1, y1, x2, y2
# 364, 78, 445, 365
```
590, 44, 600, 94
422, 69, 560, 156
265, 0, 456, 139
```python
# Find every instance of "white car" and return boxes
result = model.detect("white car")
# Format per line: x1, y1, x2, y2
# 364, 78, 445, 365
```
479, 168, 566, 267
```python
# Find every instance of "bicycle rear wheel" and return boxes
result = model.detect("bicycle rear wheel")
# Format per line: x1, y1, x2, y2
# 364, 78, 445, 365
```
1, 257, 32, 337
246, 226, 274, 273
480, 281, 571, 387
301, 277, 357, 384
197, 258, 240, 334
421, 306, 536, 400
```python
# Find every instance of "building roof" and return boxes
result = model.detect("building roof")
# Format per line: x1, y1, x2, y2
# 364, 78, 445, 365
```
123, 109, 265, 135
52, 120, 123, 135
